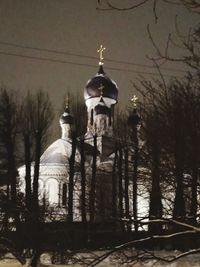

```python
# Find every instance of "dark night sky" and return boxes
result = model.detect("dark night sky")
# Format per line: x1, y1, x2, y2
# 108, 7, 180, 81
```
0, 0, 199, 113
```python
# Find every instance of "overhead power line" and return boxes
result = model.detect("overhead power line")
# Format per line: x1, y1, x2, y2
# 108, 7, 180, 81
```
0, 50, 182, 78
0, 41, 96, 60
0, 41, 188, 74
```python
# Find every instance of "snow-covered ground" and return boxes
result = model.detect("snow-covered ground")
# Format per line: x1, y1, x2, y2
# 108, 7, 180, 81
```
2, 251, 200, 267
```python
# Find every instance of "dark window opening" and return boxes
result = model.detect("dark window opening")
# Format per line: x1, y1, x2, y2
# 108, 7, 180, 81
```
91, 109, 94, 125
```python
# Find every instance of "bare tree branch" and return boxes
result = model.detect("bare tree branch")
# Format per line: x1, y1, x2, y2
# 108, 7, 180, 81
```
97, 0, 150, 11
88, 229, 197, 266
97, 0, 200, 14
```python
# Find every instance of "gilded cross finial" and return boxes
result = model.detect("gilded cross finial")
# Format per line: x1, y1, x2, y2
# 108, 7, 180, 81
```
65, 93, 70, 109
97, 45, 106, 66
98, 83, 104, 96
130, 95, 138, 108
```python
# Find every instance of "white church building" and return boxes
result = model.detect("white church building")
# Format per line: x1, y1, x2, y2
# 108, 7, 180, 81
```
18, 47, 127, 222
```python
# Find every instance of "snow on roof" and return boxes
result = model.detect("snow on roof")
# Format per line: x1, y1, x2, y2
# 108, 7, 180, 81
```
40, 138, 80, 164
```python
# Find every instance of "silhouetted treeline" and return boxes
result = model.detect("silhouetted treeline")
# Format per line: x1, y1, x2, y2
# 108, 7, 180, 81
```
0, 88, 54, 266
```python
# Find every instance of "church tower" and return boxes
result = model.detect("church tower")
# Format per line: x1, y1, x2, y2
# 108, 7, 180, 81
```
84, 45, 118, 139
59, 96, 73, 140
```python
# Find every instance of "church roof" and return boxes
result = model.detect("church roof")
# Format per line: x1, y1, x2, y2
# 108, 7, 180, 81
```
40, 138, 80, 165
19, 136, 101, 179
18, 138, 81, 178
84, 66, 118, 102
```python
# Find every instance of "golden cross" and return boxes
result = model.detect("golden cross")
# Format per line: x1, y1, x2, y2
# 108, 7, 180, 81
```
130, 95, 138, 108
98, 83, 104, 96
97, 45, 106, 65
65, 94, 70, 108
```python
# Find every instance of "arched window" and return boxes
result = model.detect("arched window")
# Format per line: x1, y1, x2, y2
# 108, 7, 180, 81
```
46, 178, 59, 205
62, 183, 67, 206
38, 179, 44, 200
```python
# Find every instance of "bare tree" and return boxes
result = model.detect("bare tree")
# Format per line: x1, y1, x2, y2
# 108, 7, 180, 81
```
30, 90, 54, 213
67, 133, 77, 222
117, 145, 123, 219
111, 147, 118, 219
128, 107, 141, 233
25, 90, 54, 267
19, 92, 33, 211
80, 137, 86, 222
143, 107, 163, 232
89, 135, 97, 223
0, 88, 19, 204
0, 87, 22, 242
124, 148, 130, 221
97, 0, 200, 23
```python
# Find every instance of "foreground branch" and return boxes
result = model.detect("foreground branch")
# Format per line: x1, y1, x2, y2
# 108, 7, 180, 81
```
88, 230, 196, 266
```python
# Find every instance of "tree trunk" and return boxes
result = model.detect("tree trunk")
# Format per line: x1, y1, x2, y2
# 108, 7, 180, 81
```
190, 166, 198, 225
112, 148, 118, 219
80, 137, 86, 222
132, 126, 139, 233
67, 133, 77, 222
173, 160, 186, 220
89, 135, 97, 223
24, 134, 32, 210
30, 247, 41, 267
7, 140, 17, 203
124, 148, 129, 219
118, 147, 123, 218
149, 143, 162, 233
173, 123, 186, 221
32, 131, 42, 214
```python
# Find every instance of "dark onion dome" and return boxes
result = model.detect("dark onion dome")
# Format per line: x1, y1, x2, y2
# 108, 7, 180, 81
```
84, 66, 118, 101
59, 107, 73, 125
94, 104, 110, 115
128, 108, 141, 127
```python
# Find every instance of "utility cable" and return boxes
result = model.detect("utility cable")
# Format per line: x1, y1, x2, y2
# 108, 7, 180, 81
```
0, 50, 183, 78
0, 41, 188, 74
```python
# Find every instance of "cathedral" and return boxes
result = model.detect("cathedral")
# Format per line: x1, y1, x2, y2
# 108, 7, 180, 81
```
18, 46, 123, 222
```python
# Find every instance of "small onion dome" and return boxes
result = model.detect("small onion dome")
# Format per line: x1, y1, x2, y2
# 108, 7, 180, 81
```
95, 104, 110, 115
59, 107, 73, 125
128, 109, 141, 127
84, 65, 118, 101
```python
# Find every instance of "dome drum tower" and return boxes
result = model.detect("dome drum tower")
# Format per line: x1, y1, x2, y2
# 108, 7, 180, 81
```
83, 46, 119, 159
84, 66, 118, 138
